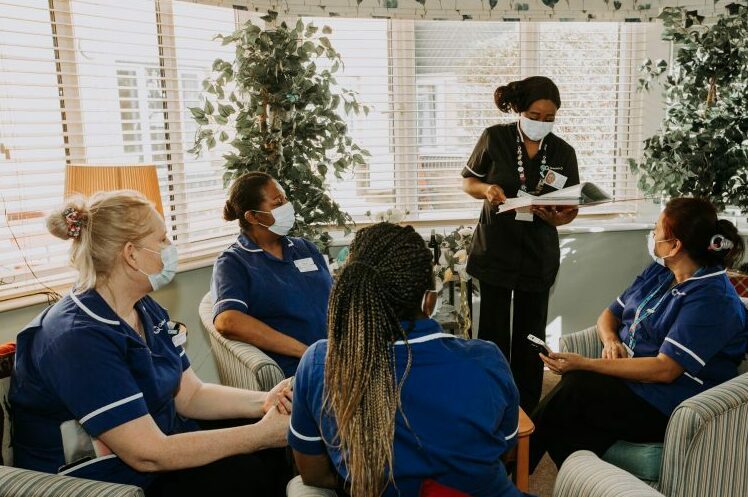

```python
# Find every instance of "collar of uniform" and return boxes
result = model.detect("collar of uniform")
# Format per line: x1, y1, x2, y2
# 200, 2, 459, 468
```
69, 289, 121, 326
394, 319, 453, 345
237, 233, 294, 253
681, 266, 726, 284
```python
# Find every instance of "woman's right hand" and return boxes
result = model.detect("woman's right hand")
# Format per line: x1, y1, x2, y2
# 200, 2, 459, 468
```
258, 404, 290, 448
602, 340, 629, 359
484, 184, 507, 205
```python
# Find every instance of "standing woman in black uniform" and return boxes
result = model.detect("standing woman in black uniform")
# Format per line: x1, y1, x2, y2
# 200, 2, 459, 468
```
462, 76, 579, 414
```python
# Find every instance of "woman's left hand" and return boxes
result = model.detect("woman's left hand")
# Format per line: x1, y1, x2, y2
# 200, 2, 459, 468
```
531, 207, 578, 226
263, 377, 294, 415
540, 352, 589, 375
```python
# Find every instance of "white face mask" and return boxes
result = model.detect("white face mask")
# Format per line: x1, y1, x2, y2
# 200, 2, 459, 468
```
138, 244, 178, 291
647, 232, 674, 267
253, 202, 296, 236
519, 115, 554, 141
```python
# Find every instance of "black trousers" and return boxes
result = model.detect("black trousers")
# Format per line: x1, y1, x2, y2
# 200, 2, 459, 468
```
478, 281, 550, 414
145, 419, 292, 497
529, 371, 670, 472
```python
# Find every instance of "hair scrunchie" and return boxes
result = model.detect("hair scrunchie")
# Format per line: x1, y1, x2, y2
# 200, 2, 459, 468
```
62, 207, 83, 239
708, 234, 733, 252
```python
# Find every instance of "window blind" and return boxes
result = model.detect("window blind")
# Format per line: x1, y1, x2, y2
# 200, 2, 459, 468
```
0, 0, 648, 302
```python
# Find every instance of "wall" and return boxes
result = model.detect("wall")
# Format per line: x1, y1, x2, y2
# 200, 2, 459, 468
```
0, 227, 651, 382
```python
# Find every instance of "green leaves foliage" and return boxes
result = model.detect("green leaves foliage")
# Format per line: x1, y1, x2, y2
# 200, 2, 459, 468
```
631, 6, 748, 212
189, 14, 371, 247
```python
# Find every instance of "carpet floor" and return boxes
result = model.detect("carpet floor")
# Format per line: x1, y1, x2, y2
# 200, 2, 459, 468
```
527, 371, 562, 497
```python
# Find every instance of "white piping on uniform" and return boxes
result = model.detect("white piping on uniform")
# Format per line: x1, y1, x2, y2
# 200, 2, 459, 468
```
683, 372, 704, 385
212, 298, 248, 311
290, 423, 322, 442
664, 337, 706, 366
505, 424, 519, 440
70, 291, 120, 325
79, 393, 144, 425
393, 333, 456, 345
616, 297, 625, 307
58, 454, 118, 476
237, 244, 263, 253
687, 269, 726, 281
179, 349, 186, 357
464, 165, 486, 178
286, 238, 295, 247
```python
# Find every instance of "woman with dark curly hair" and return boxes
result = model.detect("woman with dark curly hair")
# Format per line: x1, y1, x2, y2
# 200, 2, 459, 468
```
462, 76, 579, 413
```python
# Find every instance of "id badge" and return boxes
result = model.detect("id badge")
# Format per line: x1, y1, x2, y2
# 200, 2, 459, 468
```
515, 210, 533, 222
294, 257, 318, 273
544, 170, 568, 190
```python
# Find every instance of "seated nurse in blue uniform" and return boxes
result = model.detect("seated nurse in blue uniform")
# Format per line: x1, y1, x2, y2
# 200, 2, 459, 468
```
10, 191, 293, 497
211, 172, 332, 377
529, 197, 748, 471
289, 223, 531, 497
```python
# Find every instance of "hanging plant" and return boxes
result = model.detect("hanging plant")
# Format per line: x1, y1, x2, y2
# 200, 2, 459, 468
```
629, 6, 748, 212
189, 11, 371, 248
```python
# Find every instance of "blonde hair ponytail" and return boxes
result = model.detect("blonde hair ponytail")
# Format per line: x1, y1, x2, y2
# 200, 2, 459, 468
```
47, 190, 156, 292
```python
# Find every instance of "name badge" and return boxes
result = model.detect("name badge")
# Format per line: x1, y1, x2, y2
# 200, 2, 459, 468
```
544, 170, 568, 190
172, 331, 187, 347
515, 210, 533, 222
294, 257, 318, 273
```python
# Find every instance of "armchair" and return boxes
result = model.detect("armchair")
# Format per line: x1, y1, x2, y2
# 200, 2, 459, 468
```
198, 292, 285, 392
558, 326, 748, 497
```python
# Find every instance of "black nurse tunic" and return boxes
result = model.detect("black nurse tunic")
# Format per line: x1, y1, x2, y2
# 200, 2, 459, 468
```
462, 122, 579, 292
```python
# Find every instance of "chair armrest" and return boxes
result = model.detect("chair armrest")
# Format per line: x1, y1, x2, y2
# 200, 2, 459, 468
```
286, 475, 337, 497
559, 326, 602, 359
0, 465, 143, 497
553, 451, 664, 497
657, 372, 748, 497
198, 293, 285, 392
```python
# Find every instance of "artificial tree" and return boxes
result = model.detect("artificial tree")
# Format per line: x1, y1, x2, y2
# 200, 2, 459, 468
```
630, 6, 748, 212
189, 11, 370, 247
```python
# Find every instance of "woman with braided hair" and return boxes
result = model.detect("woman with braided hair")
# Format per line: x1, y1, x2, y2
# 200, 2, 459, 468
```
288, 223, 529, 497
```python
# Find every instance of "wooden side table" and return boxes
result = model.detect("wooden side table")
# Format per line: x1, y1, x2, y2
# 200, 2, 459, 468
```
502, 408, 536, 492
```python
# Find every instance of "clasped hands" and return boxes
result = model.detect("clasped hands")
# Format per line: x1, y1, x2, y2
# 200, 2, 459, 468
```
262, 377, 294, 415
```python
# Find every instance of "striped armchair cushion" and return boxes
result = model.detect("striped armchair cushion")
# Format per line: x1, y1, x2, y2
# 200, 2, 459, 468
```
559, 326, 602, 358
553, 450, 665, 497
198, 293, 284, 392
0, 466, 144, 497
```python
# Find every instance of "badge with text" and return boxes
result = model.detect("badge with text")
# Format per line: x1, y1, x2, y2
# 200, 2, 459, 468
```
294, 257, 319, 273
514, 191, 534, 222
543, 170, 568, 190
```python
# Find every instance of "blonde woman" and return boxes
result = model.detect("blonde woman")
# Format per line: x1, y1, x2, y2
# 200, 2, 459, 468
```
289, 223, 529, 497
10, 191, 292, 497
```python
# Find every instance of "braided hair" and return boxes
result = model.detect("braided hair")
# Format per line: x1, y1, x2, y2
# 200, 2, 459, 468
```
323, 223, 433, 497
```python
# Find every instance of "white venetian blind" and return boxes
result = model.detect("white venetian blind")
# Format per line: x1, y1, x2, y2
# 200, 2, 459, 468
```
0, 0, 241, 301
308, 18, 647, 220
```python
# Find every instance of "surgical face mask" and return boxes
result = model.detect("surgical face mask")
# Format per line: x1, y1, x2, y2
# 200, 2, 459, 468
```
422, 289, 442, 319
519, 115, 554, 141
138, 244, 178, 291
253, 202, 296, 236
647, 232, 673, 267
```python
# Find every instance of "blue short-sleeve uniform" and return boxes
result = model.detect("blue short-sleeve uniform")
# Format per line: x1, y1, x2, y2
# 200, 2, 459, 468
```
10, 290, 197, 488
608, 263, 748, 415
289, 319, 523, 497
210, 234, 332, 376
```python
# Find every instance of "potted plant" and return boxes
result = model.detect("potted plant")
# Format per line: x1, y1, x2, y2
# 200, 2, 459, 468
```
630, 6, 748, 213
189, 11, 371, 248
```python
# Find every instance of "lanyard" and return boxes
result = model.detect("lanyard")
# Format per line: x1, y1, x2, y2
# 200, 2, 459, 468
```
515, 122, 548, 194
626, 268, 704, 350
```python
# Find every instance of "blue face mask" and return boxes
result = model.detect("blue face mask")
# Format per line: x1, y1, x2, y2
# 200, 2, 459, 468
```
138, 244, 178, 291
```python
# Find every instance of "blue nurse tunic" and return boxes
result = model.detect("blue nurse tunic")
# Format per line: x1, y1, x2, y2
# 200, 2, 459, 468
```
10, 290, 195, 488
289, 318, 524, 497
608, 262, 748, 415
210, 234, 332, 377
